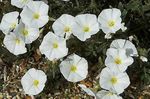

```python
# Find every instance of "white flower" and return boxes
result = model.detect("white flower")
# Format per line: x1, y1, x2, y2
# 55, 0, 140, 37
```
52, 14, 75, 39
98, 8, 122, 35
3, 33, 27, 55
14, 20, 40, 44
99, 67, 130, 94
11, 0, 32, 8
96, 90, 122, 99
121, 23, 127, 32
78, 84, 122, 99
59, 54, 88, 82
72, 14, 99, 41
105, 48, 133, 72
39, 32, 68, 60
20, 1, 49, 28
78, 84, 96, 98
140, 56, 148, 62
21, 68, 47, 95
110, 39, 138, 57
0, 11, 19, 34
112, 39, 138, 57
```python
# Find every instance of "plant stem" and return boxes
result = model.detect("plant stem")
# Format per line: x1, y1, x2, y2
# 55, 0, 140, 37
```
75, 0, 79, 7
90, 0, 96, 7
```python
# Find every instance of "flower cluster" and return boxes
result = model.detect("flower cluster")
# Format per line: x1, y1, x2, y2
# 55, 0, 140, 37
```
0, 1, 49, 55
99, 39, 138, 96
79, 39, 138, 99
0, 0, 140, 98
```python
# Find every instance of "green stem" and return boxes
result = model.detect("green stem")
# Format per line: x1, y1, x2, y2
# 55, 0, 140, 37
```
75, 0, 79, 7
90, 0, 96, 7
52, 61, 55, 78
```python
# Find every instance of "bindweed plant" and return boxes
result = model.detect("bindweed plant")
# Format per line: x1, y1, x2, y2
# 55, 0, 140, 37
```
0, 0, 150, 98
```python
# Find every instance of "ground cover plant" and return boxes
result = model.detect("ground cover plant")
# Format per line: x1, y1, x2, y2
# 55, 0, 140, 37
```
0, 0, 150, 99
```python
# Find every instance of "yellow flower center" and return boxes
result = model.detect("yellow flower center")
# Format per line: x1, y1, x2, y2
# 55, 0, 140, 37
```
22, 0, 28, 3
110, 76, 118, 85
22, 29, 28, 36
114, 57, 122, 65
107, 92, 113, 96
33, 13, 40, 19
11, 23, 16, 29
64, 26, 71, 33
33, 80, 39, 87
83, 26, 90, 32
53, 42, 58, 49
15, 38, 21, 44
108, 20, 115, 28
70, 65, 77, 72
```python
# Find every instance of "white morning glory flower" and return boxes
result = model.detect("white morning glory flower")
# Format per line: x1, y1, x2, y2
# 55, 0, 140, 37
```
21, 68, 47, 95
20, 1, 49, 28
14, 21, 40, 44
99, 67, 130, 95
0, 11, 19, 34
105, 48, 134, 72
59, 53, 88, 82
96, 90, 122, 99
11, 0, 32, 8
52, 14, 75, 39
98, 8, 122, 35
3, 33, 27, 55
78, 84, 96, 98
78, 84, 122, 99
39, 32, 68, 61
72, 14, 99, 41
110, 39, 138, 57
